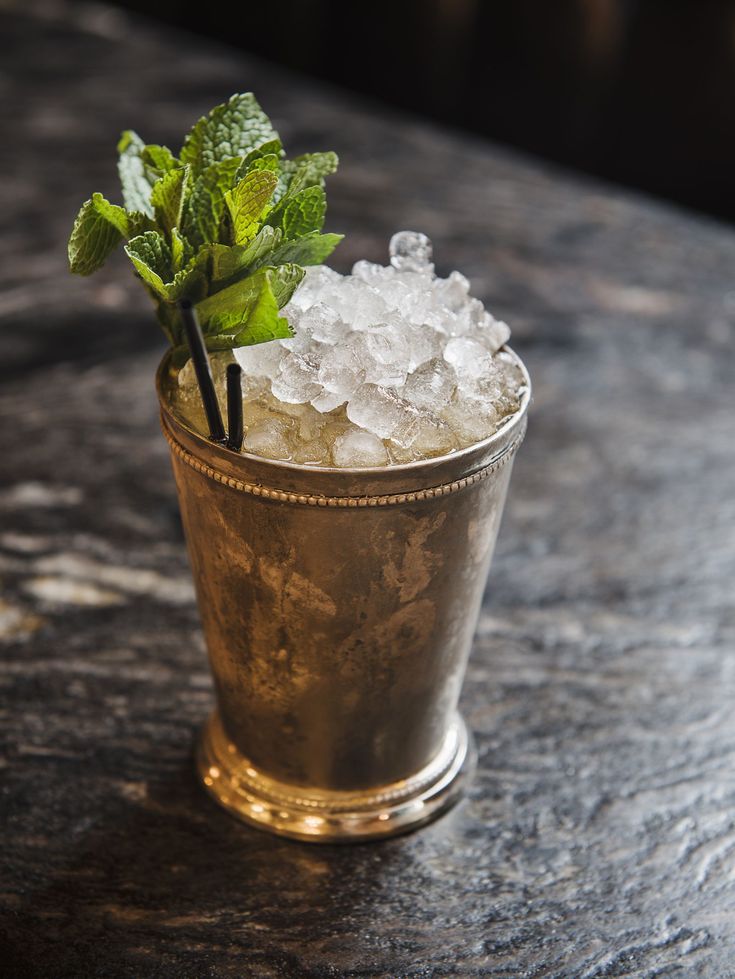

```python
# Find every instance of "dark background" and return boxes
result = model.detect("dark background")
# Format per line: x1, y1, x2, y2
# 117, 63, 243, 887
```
107, 0, 735, 223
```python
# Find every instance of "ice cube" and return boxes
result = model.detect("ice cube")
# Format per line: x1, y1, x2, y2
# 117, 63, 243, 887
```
404, 322, 445, 370
291, 437, 331, 466
388, 416, 457, 464
441, 398, 500, 444
363, 323, 412, 372
242, 417, 294, 460
433, 271, 471, 312
241, 372, 270, 402
351, 260, 393, 284
464, 314, 511, 354
496, 349, 526, 390
389, 231, 435, 275
279, 329, 315, 355
311, 388, 348, 413
271, 352, 323, 404
316, 278, 388, 331
403, 357, 457, 410
234, 340, 285, 378
332, 428, 389, 467
317, 337, 366, 400
287, 403, 328, 442
443, 337, 493, 379
297, 302, 345, 345
303, 264, 342, 290
346, 383, 421, 447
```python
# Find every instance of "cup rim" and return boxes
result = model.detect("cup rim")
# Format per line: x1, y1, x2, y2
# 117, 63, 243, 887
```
157, 344, 531, 477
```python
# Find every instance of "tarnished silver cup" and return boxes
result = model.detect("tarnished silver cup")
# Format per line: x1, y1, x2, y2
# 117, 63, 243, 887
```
157, 349, 529, 842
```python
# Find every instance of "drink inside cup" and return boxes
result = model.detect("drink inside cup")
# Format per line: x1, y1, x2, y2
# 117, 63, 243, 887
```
173, 231, 528, 468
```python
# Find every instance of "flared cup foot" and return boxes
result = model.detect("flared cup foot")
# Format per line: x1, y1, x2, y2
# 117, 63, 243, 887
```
196, 711, 475, 843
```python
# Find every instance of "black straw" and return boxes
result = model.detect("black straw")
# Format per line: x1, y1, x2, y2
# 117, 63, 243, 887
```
226, 363, 244, 453
178, 300, 226, 443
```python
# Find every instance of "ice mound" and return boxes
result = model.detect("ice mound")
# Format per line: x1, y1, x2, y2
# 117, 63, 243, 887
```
178, 232, 527, 467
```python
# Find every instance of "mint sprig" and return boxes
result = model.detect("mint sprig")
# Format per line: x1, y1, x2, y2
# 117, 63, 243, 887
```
68, 93, 343, 358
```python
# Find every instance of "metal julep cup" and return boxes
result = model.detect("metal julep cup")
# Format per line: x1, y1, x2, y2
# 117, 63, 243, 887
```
157, 349, 530, 842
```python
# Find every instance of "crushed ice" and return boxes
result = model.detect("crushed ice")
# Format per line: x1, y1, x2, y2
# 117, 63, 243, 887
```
178, 233, 526, 467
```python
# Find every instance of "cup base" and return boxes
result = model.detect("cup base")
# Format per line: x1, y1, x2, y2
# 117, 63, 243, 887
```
196, 711, 475, 843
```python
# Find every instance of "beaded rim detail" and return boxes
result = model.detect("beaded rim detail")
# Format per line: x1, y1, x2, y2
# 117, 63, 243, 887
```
161, 415, 526, 509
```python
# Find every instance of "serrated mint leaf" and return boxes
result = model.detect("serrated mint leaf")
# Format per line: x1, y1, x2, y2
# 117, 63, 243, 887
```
272, 151, 338, 204
117, 130, 155, 217
91, 195, 129, 236
240, 224, 282, 267
180, 93, 278, 174
278, 186, 326, 239
142, 144, 178, 172
209, 226, 285, 284
225, 169, 277, 245
170, 227, 186, 271
265, 263, 306, 307
243, 139, 283, 167
255, 231, 343, 269
235, 153, 280, 185
288, 151, 339, 197
125, 231, 172, 299
183, 157, 241, 249
68, 194, 126, 275
208, 244, 248, 282
126, 211, 156, 238
151, 166, 190, 233
164, 244, 212, 307
195, 268, 292, 347
69, 92, 343, 349
234, 312, 292, 348
272, 159, 297, 205
167, 264, 208, 303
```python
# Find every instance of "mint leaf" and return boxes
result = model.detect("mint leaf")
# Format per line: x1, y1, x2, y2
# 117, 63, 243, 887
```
127, 211, 156, 238
254, 231, 342, 269
240, 224, 283, 267
273, 151, 338, 204
69, 93, 343, 349
117, 130, 155, 217
125, 231, 172, 299
195, 268, 293, 346
170, 227, 189, 272
68, 194, 126, 275
288, 151, 339, 197
277, 185, 326, 239
183, 157, 241, 249
225, 169, 277, 245
142, 144, 178, 173
235, 152, 280, 185
243, 139, 283, 167
151, 166, 190, 233
164, 245, 213, 309
180, 93, 278, 174
266, 263, 306, 307
89, 194, 129, 235
246, 154, 280, 176
167, 265, 208, 304
209, 225, 284, 283
208, 244, 248, 283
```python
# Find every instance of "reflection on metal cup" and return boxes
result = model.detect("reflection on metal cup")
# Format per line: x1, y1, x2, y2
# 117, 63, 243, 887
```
157, 349, 530, 842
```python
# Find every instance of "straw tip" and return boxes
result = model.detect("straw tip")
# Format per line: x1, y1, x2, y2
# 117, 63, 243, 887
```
226, 363, 242, 379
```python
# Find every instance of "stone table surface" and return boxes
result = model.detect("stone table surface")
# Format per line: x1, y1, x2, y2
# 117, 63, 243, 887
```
2, 2, 734, 977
